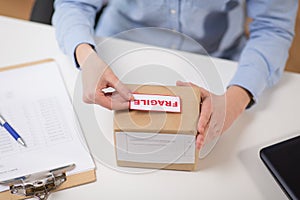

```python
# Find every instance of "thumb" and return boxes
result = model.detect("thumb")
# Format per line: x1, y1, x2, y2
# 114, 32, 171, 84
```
112, 78, 134, 101
104, 68, 134, 101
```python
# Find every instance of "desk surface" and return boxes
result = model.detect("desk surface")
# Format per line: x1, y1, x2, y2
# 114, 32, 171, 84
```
1, 16, 300, 200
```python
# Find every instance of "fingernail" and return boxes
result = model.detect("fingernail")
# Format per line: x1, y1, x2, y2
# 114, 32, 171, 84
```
128, 93, 134, 101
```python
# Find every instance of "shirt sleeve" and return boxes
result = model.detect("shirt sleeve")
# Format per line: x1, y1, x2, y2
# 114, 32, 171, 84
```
229, 0, 298, 104
52, 0, 104, 65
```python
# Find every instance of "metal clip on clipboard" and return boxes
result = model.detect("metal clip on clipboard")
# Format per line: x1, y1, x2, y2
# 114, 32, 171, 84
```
0, 164, 75, 200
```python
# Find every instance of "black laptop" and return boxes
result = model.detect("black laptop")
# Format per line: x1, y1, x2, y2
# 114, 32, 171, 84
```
260, 135, 300, 200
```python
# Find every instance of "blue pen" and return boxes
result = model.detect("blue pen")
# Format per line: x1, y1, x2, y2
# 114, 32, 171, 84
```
0, 114, 27, 147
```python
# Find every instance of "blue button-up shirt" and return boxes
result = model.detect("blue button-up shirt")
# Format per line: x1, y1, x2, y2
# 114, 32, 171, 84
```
52, 0, 298, 103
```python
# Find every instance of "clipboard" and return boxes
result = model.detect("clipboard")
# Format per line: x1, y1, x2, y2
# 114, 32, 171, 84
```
0, 59, 96, 200
0, 164, 96, 200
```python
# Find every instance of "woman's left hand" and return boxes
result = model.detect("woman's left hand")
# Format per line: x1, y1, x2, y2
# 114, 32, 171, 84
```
176, 81, 251, 150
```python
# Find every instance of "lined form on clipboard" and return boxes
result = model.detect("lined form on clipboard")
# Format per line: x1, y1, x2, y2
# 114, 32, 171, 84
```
0, 60, 95, 192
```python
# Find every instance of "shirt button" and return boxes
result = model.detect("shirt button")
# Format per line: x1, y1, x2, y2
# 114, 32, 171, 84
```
170, 9, 176, 14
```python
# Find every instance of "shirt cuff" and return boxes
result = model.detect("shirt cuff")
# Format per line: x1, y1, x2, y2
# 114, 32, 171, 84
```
63, 25, 96, 68
228, 64, 268, 108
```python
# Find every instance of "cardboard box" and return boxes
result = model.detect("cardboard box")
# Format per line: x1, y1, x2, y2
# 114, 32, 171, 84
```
114, 84, 201, 171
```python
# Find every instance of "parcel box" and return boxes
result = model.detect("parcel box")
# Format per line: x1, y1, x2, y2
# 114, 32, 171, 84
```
114, 84, 201, 171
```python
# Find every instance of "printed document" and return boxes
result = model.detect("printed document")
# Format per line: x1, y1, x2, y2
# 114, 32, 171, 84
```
0, 61, 95, 192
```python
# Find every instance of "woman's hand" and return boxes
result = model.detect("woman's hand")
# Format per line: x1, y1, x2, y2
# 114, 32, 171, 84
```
176, 81, 251, 150
76, 43, 133, 110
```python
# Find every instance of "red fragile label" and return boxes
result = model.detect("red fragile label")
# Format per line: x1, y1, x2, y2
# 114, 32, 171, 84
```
130, 94, 181, 113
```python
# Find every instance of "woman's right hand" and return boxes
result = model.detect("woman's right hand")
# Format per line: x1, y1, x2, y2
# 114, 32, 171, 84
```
76, 43, 133, 110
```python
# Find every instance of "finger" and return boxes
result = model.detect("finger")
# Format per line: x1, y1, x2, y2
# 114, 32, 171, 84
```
91, 90, 112, 109
111, 92, 131, 110
176, 80, 196, 87
107, 71, 133, 101
196, 121, 210, 150
206, 120, 218, 142
82, 88, 98, 104
93, 91, 130, 110
197, 96, 212, 135
177, 81, 211, 99
177, 81, 211, 134
111, 100, 130, 110
114, 81, 134, 101
196, 133, 205, 150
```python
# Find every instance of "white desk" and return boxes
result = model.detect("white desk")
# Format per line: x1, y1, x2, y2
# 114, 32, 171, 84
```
1, 16, 300, 200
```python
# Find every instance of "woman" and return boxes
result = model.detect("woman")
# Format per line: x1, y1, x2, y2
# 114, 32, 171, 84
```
52, 0, 298, 150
